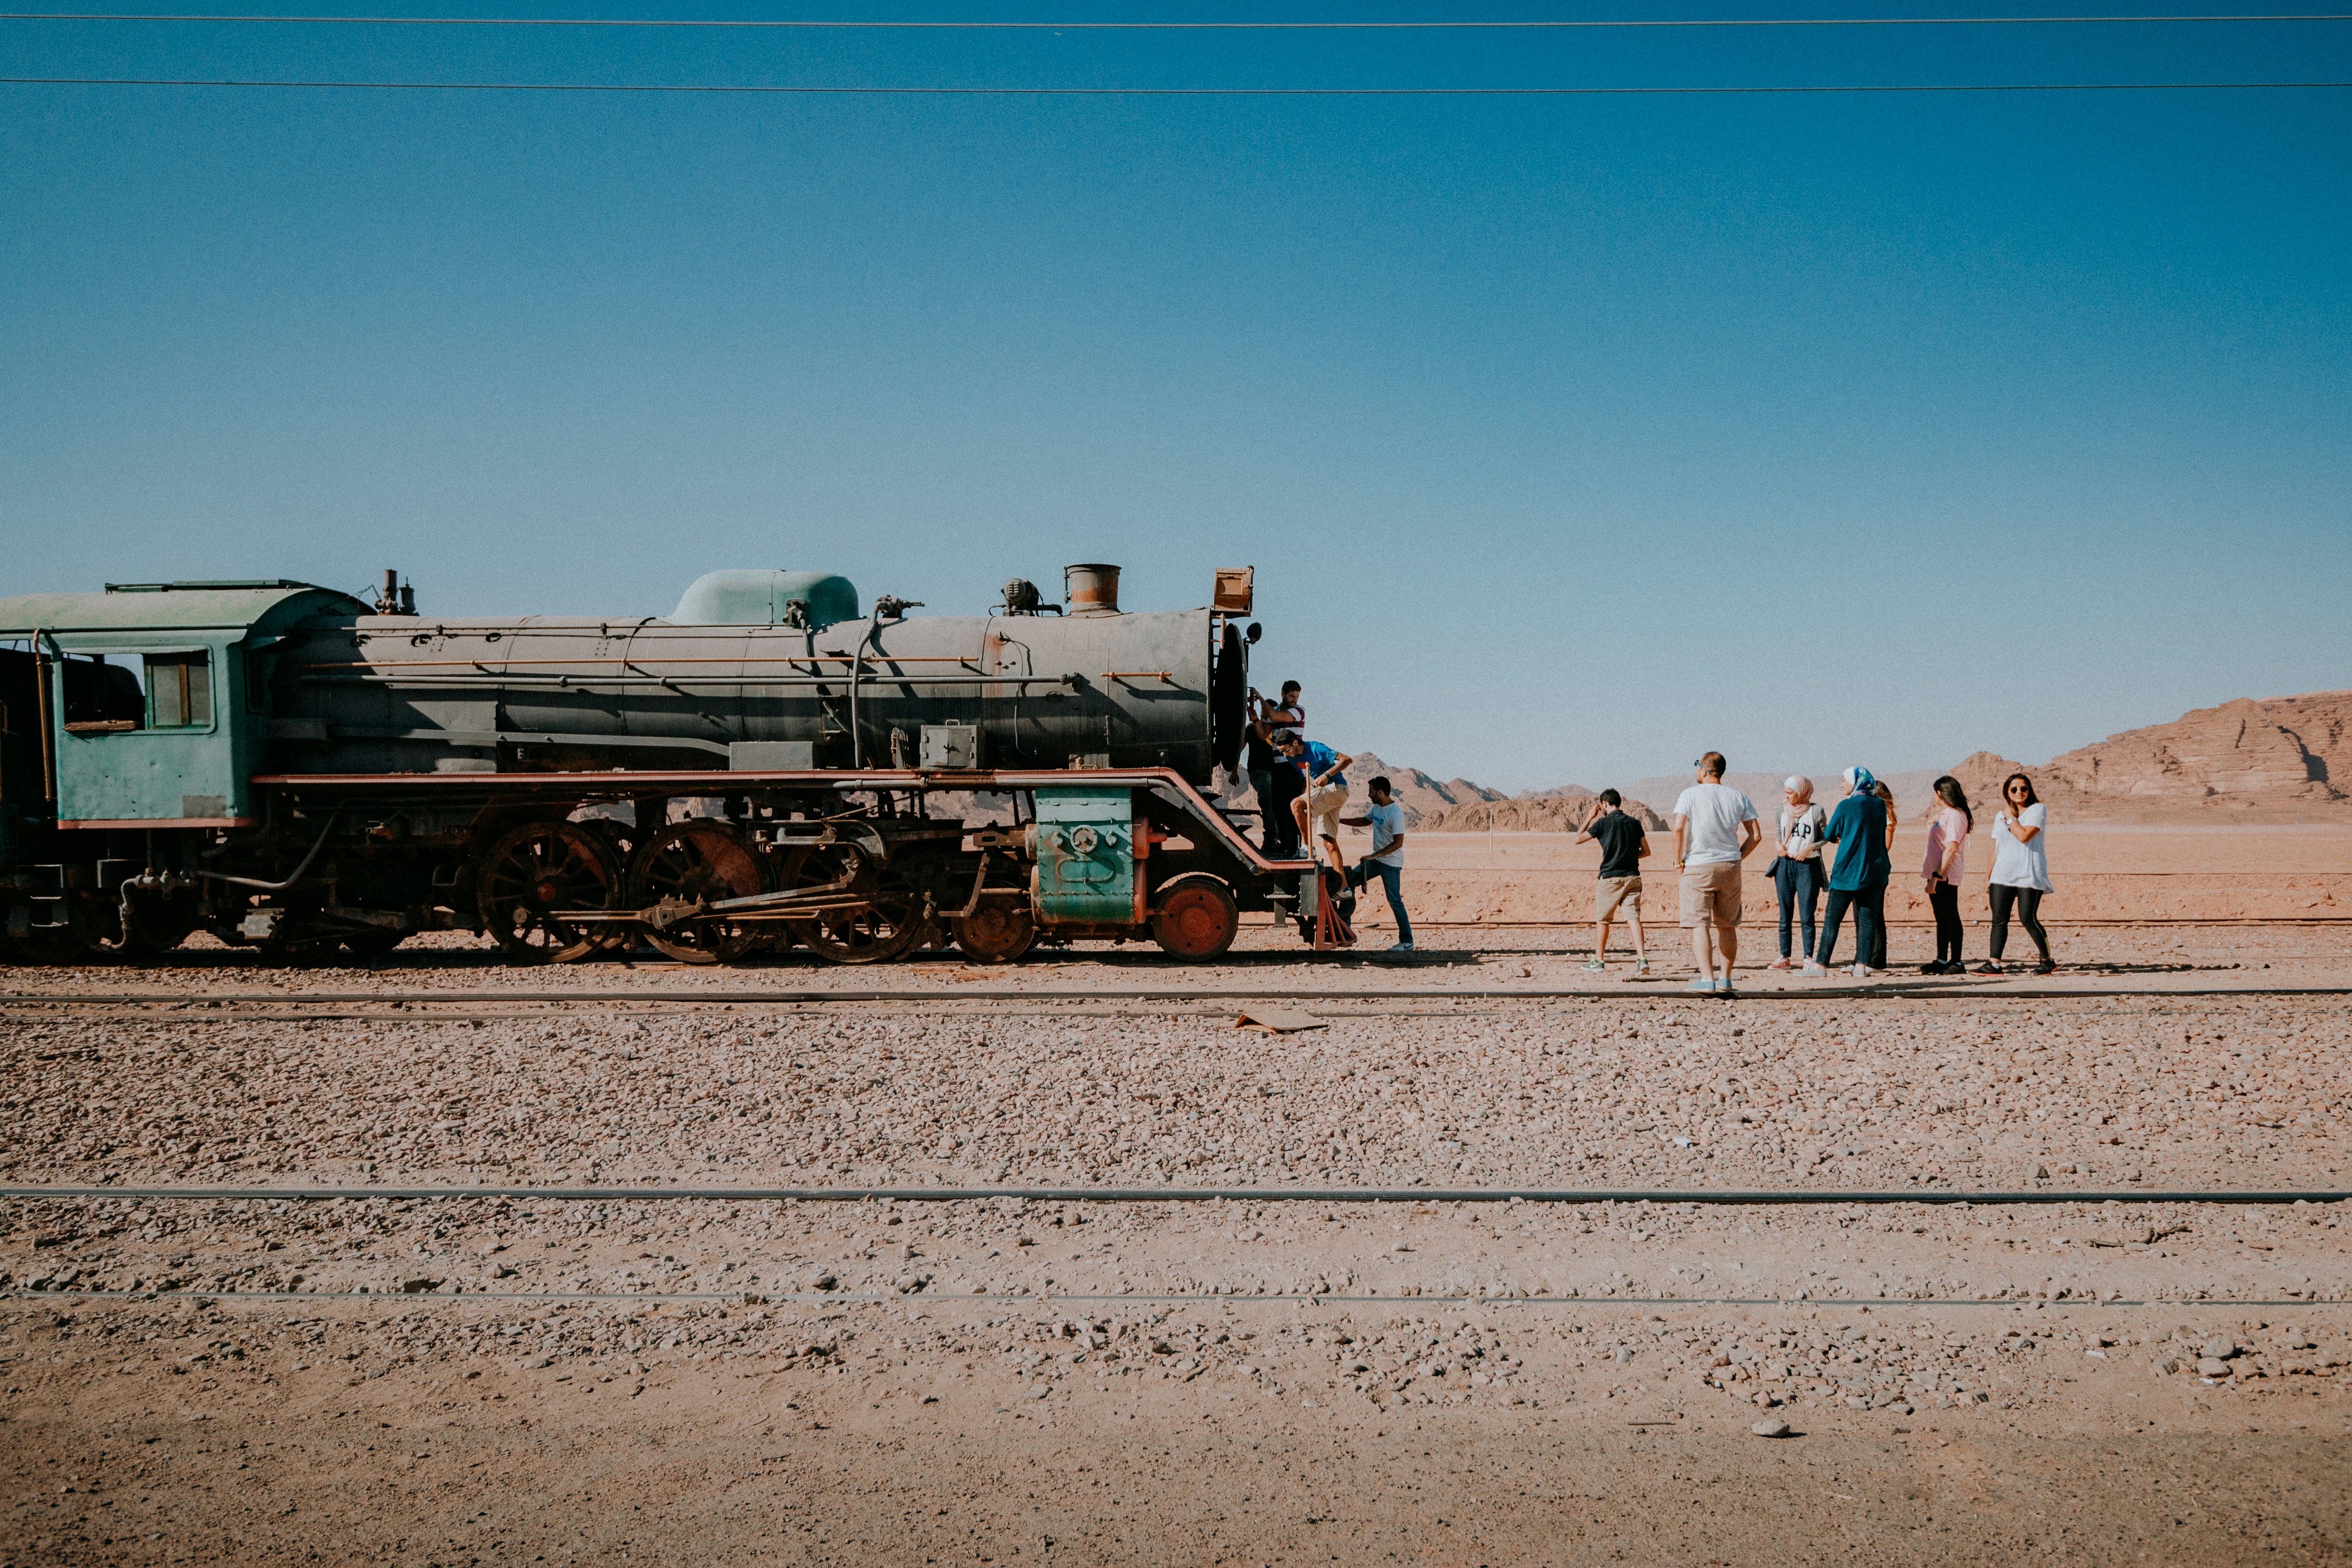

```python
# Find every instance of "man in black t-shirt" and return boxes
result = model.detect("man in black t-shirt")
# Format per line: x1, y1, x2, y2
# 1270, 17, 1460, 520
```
1246, 681, 1304, 857
1573, 790, 1651, 974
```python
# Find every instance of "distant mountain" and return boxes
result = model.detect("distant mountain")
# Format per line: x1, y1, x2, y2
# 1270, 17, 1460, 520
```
1422, 795, 1668, 832
1621, 768, 1948, 824
1344, 751, 1509, 827
1951, 691, 2351, 821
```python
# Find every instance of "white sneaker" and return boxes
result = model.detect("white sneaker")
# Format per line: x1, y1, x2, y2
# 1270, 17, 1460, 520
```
1389, 940, 1414, 952
1801, 961, 1829, 977
1851, 963, 1873, 978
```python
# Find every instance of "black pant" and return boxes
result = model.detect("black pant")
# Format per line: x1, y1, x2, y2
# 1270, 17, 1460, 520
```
1929, 881, 1963, 965
1254, 772, 1301, 859
1814, 881, 1885, 968
1988, 883, 2050, 963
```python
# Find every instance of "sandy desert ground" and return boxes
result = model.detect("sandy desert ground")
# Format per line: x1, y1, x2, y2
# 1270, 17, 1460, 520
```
3, 826, 2349, 1565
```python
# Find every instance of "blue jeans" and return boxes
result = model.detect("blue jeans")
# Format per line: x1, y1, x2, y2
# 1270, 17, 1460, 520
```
1773, 856, 1824, 959
1814, 881, 1886, 968
1349, 859, 1411, 943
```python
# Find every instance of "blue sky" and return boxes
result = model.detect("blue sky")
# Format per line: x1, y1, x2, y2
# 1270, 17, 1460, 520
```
4, 5, 2347, 790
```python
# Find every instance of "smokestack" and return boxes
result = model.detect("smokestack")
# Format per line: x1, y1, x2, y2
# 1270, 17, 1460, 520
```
1063, 563, 1122, 616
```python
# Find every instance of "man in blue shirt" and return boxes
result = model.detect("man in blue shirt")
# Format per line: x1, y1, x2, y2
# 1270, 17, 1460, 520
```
1805, 766, 1892, 978
1343, 776, 1413, 952
1275, 729, 1353, 872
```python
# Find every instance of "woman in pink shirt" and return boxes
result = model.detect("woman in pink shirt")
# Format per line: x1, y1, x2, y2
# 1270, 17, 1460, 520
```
1921, 776, 1973, 974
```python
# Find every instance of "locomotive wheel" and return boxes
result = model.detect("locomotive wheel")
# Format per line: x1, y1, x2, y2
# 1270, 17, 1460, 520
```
9, 918, 91, 966
478, 821, 624, 964
627, 821, 768, 965
1151, 877, 1240, 960
781, 845, 926, 966
954, 902, 1036, 964
341, 928, 408, 960
118, 887, 202, 956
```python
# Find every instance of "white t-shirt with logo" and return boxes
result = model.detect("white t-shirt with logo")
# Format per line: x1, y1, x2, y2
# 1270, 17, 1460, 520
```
1672, 782, 1759, 865
1990, 803, 2050, 891
1365, 801, 1406, 866
1778, 803, 1828, 861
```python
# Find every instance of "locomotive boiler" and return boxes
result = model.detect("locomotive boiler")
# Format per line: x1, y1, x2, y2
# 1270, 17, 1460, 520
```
0, 562, 1325, 967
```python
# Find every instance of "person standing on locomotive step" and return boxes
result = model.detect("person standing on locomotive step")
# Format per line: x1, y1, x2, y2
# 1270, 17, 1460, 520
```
1572, 789, 1650, 974
1277, 729, 1353, 873
1805, 766, 1892, 978
1342, 776, 1414, 953
1247, 681, 1306, 858
1670, 752, 1760, 996
1920, 775, 1974, 974
1769, 776, 1828, 971
1980, 771, 2055, 975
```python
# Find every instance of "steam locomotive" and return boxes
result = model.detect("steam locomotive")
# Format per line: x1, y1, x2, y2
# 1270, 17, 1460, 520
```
0, 563, 1326, 966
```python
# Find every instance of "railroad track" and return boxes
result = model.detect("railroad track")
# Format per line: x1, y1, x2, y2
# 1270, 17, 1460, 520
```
3, 1183, 2345, 1205
4, 983, 2349, 1022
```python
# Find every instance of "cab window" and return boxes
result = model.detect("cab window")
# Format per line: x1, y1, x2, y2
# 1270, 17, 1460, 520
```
60, 656, 146, 731
147, 650, 212, 728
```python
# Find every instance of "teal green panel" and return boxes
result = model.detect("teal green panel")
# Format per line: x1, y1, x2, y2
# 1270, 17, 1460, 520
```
51, 644, 246, 822
1034, 785, 1138, 925
0, 584, 363, 643
668, 570, 859, 629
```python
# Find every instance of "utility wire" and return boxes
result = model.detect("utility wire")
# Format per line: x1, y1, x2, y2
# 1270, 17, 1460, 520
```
4, 8, 2349, 25
5, 74, 2347, 90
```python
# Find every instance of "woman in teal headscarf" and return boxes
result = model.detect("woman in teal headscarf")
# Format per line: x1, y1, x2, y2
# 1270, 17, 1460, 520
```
1804, 767, 1891, 978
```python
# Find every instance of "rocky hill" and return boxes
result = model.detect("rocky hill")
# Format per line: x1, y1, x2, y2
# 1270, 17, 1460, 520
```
1421, 794, 1669, 833
1949, 691, 2351, 821
1341, 752, 1508, 826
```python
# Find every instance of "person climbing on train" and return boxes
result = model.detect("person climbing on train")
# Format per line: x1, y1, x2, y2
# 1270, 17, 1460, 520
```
1275, 729, 1353, 873
1920, 775, 1974, 973
1805, 766, 1891, 978
1342, 776, 1413, 952
1248, 681, 1306, 858
1980, 771, 2055, 974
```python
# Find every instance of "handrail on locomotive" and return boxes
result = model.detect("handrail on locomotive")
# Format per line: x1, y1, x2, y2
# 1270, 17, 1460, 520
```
0, 561, 1335, 966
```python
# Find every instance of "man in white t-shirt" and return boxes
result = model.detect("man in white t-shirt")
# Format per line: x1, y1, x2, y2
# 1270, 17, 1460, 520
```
1343, 776, 1413, 953
1670, 751, 1761, 996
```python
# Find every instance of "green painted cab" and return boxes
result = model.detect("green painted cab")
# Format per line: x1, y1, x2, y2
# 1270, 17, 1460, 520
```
0, 580, 366, 826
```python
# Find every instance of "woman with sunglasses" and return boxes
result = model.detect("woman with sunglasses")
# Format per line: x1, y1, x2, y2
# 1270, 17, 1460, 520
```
1982, 772, 2054, 974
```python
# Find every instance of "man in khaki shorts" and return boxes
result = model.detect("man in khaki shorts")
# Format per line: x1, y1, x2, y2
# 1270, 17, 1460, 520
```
1275, 730, 1354, 872
1572, 789, 1650, 973
1671, 751, 1761, 996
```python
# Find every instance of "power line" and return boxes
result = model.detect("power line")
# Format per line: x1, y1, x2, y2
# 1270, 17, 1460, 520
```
4, 8, 2349, 25
7, 72, 2347, 91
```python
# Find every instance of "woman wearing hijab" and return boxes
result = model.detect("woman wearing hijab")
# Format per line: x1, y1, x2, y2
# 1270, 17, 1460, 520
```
1804, 767, 1891, 977
1769, 776, 1828, 970
1870, 779, 1899, 969
1920, 775, 1974, 973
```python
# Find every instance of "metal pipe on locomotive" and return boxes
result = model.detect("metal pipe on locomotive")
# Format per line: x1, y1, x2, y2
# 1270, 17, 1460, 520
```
0, 563, 1326, 965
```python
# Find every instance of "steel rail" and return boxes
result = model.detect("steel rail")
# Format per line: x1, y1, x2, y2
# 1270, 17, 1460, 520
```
4, 1184, 2343, 1205
7, 985, 2349, 1006
10, 1289, 2346, 1310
